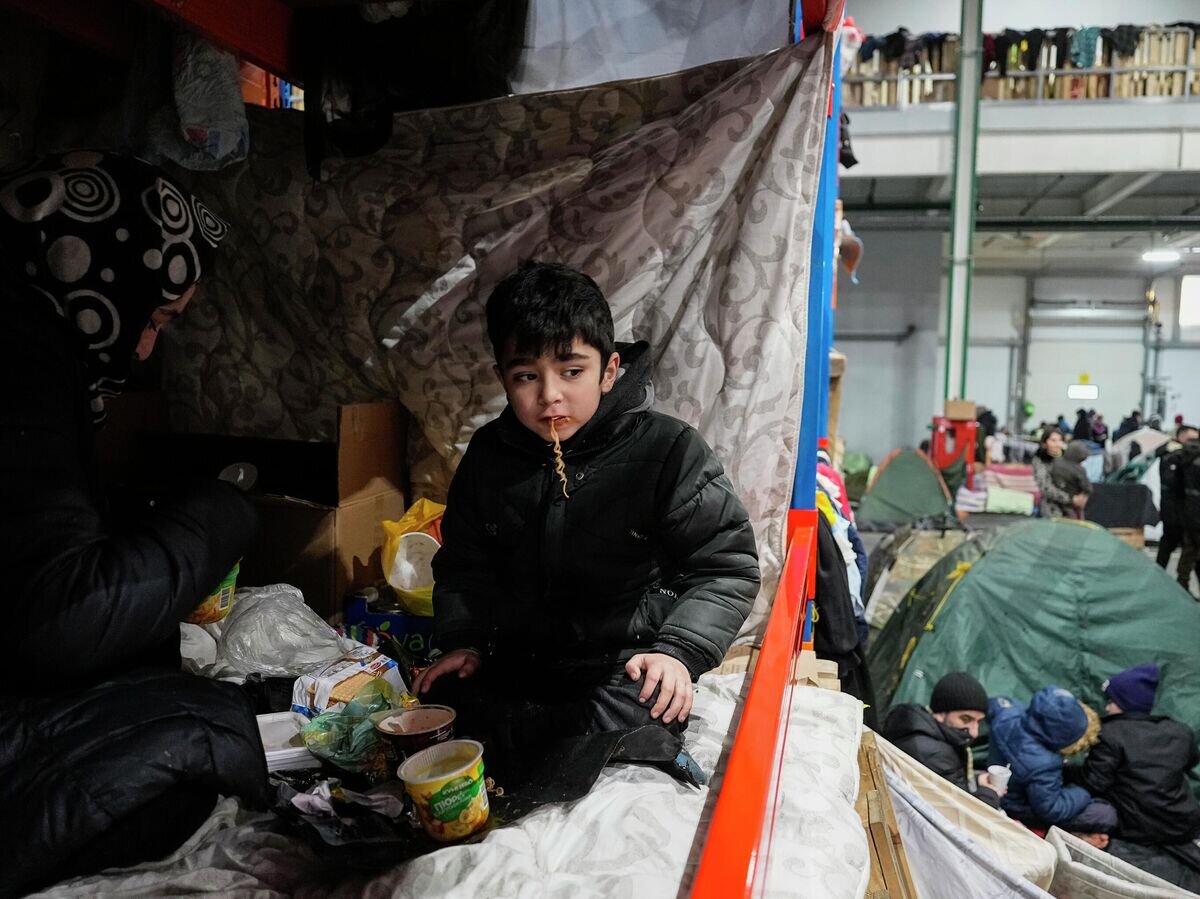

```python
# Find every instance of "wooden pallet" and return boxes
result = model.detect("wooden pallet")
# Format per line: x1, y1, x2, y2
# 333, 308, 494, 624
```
857, 731, 920, 899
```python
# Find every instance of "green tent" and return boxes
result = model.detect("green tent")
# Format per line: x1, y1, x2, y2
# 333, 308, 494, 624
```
843, 451, 872, 502
856, 449, 955, 530
1106, 451, 1156, 485
869, 519, 1200, 744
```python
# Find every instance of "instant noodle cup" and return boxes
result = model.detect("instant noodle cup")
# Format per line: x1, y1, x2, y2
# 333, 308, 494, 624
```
373, 704, 456, 760
186, 563, 239, 625
399, 739, 489, 841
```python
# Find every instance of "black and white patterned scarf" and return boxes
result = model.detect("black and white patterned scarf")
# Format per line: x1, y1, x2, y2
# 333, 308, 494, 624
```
0, 151, 228, 424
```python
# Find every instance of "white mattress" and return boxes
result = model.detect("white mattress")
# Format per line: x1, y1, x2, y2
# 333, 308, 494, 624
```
34, 675, 868, 899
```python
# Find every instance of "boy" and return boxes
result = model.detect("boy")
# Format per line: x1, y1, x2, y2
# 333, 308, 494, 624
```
1082, 664, 1200, 848
415, 262, 760, 736
1051, 441, 1091, 520
883, 672, 1001, 808
989, 686, 1116, 834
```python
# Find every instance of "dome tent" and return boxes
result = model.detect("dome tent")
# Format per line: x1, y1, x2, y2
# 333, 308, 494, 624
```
856, 449, 956, 531
869, 520, 1200, 754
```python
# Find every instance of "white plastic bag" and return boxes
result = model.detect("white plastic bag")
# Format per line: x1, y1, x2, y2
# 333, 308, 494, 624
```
217, 585, 352, 677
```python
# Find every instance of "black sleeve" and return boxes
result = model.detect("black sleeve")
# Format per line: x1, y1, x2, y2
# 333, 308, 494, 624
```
3, 319, 258, 688
974, 784, 1002, 809
651, 428, 760, 678
26, 481, 257, 684
1081, 734, 1121, 796
924, 741, 972, 791
431, 440, 492, 654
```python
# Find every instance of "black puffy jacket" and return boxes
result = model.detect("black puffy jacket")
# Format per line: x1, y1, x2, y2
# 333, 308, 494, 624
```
883, 704, 1001, 808
0, 290, 269, 895
1180, 441, 1200, 528
432, 341, 760, 680
1083, 713, 1200, 845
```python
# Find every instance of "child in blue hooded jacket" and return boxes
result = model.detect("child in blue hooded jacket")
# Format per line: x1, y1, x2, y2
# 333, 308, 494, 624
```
989, 686, 1117, 833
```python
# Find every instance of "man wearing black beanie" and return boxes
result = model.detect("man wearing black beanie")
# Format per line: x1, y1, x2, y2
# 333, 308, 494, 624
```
883, 671, 1001, 808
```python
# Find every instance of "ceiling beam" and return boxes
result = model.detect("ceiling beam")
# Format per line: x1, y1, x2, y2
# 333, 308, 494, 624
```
1081, 172, 1161, 217
1165, 231, 1200, 249
926, 176, 952, 202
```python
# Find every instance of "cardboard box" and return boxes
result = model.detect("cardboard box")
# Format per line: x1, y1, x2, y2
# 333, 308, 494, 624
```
1109, 527, 1146, 551
139, 403, 408, 619
944, 398, 977, 422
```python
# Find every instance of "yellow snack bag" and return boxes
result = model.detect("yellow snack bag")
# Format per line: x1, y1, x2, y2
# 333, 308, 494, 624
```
381, 499, 446, 616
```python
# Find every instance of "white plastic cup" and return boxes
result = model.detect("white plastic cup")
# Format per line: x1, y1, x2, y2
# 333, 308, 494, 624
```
987, 765, 1011, 795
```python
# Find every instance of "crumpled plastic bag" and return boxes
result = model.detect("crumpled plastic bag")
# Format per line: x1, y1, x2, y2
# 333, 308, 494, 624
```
381, 498, 445, 616
217, 584, 352, 677
147, 31, 249, 170
301, 680, 395, 777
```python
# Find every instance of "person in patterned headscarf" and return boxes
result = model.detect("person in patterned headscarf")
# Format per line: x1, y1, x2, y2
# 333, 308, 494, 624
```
0, 149, 230, 422
0, 152, 268, 896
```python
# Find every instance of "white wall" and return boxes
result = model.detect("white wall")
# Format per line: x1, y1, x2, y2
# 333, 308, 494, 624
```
846, 0, 1200, 35
835, 229, 943, 461
834, 249, 1200, 460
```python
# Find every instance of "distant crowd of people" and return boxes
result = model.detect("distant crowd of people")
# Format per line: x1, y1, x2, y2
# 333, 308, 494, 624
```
1023, 411, 1200, 599
885, 669, 1200, 891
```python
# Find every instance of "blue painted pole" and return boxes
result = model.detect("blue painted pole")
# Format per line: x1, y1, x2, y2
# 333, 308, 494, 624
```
792, 36, 840, 510
817, 50, 842, 443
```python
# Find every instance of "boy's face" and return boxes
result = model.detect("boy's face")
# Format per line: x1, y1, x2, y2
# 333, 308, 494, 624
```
495, 337, 620, 443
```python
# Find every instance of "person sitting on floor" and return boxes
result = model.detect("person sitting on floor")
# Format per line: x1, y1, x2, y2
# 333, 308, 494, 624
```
883, 672, 1001, 808
1082, 664, 1200, 891
0, 152, 268, 897
989, 686, 1117, 837
415, 261, 760, 742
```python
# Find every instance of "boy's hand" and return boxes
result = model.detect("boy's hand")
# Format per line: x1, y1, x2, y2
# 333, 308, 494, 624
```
625, 653, 693, 725
413, 648, 482, 695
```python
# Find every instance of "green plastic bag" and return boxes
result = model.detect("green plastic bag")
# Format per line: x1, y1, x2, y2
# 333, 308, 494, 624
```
301, 680, 395, 776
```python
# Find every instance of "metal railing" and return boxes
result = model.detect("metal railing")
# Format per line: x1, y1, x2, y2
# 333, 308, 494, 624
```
690, 509, 818, 898
845, 26, 1199, 108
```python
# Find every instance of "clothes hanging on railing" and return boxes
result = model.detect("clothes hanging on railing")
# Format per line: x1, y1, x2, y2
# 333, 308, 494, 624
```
1024, 28, 1046, 69
1052, 28, 1073, 68
992, 29, 1023, 76
1103, 24, 1143, 58
1070, 27, 1101, 68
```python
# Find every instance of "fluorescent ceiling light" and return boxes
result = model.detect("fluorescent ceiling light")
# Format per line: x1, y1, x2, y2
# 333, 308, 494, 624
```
1067, 384, 1099, 400
1181, 276, 1200, 329
1142, 249, 1181, 263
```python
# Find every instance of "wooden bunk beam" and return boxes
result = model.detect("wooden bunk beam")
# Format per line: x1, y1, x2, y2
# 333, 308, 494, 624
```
143, 0, 297, 83
0, 0, 134, 60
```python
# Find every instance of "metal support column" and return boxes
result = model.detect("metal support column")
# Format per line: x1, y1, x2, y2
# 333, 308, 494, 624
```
942, 0, 984, 401
1013, 277, 1033, 432
793, 35, 840, 509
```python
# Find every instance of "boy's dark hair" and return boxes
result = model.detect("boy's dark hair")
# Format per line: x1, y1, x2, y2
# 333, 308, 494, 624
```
485, 262, 615, 367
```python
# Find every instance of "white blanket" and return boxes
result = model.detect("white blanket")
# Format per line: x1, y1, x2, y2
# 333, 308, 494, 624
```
34, 676, 869, 899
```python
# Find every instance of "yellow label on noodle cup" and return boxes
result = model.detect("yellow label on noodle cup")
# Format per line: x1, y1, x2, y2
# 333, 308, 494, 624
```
399, 739, 489, 842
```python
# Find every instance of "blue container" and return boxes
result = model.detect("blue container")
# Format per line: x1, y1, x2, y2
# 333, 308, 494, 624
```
342, 594, 436, 656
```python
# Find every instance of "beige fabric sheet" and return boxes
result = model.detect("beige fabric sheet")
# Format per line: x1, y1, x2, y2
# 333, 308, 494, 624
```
166, 34, 836, 638
876, 731, 1058, 891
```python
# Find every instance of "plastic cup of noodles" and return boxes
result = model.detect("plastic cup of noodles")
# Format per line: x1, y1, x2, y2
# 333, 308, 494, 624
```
399, 739, 489, 842
186, 562, 239, 625
987, 765, 1012, 795
373, 704, 456, 760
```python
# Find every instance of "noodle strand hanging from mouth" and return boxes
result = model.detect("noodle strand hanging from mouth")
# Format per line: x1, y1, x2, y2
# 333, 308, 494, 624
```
549, 417, 570, 499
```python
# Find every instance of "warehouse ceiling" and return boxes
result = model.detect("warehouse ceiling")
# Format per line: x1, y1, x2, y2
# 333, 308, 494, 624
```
841, 171, 1200, 273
